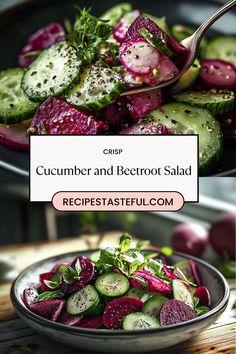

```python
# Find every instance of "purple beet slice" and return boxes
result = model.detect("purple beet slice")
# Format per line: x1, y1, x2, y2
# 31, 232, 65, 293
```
78, 315, 103, 329
58, 312, 83, 326
124, 14, 188, 59
39, 272, 56, 292
98, 97, 131, 131
132, 270, 172, 295
23, 288, 38, 308
127, 90, 162, 121
60, 257, 94, 294
19, 23, 66, 68
194, 286, 211, 307
189, 260, 202, 287
103, 297, 143, 329
0, 119, 31, 152
160, 299, 196, 326
30, 299, 65, 321
30, 97, 106, 135
120, 121, 169, 135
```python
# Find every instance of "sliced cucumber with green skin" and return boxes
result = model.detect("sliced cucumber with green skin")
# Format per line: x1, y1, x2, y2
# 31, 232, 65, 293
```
100, 3, 133, 26
143, 296, 168, 317
66, 285, 99, 315
141, 290, 166, 303
85, 303, 104, 316
140, 28, 173, 58
22, 42, 81, 102
123, 312, 160, 330
172, 89, 235, 115
128, 287, 147, 300
173, 279, 194, 309
95, 272, 129, 297
170, 59, 201, 94
0, 68, 38, 124
202, 35, 236, 66
67, 65, 126, 111
149, 102, 223, 174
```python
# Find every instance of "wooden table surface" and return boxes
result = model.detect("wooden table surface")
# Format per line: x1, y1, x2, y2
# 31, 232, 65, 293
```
0, 233, 235, 354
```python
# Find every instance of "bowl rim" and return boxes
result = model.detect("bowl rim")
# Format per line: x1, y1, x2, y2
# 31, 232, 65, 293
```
11, 249, 230, 335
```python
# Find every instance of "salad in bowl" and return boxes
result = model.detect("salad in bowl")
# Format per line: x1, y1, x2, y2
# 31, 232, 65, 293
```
11, 234, 230, 352
0, 2, 235, 174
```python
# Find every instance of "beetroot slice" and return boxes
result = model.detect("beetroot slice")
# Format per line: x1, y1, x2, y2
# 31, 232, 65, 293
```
189, 260, 202, 287
30, 299, 65, 321
103, 297, 143, 329
23, 288, 38, 308
39, 272, 56, 292
194, 286, 211, 307
163, 265, 179, 280
0, 120, 31, 152
132, 270, 172, 295
160, 299, 197, 326
58, 312, 83, 326
19, 23, 66, 68
60, 257, 94, 294
120, 122, 169, 135
98, 97, 131, 131
30, 97, 106, 135
78, 315, 103, 329
127, 90, 162, 121
124, 15, 188, 59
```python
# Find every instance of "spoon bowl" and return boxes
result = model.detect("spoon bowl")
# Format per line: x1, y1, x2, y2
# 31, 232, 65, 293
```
122, 0, 236, 96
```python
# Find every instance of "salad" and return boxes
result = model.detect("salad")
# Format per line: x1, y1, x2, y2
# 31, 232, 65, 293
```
0, 3, 235, 174
23, 234, 211, 330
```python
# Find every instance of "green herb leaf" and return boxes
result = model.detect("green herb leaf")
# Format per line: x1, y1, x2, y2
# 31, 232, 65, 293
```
196, 306, 209, 316
144, 252, 158, 260
136, 240, 150, 251
131, 275, 149, 288
44, 280, 59, 289
75, 258, 82, 276
37, 290, 64, 301
119, 233, 132, 252
129, 261, 140, 274
59, 265, 79, 284
67, 7, 111, 65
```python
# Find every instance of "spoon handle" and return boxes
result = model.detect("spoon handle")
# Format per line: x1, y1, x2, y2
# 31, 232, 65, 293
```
184, 0, 236, 48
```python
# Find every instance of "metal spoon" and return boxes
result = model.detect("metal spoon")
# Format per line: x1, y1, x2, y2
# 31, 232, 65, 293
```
121, 0, 236, 96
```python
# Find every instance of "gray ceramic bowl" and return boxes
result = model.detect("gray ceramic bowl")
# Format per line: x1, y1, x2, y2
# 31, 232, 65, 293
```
11, 250, 230, 353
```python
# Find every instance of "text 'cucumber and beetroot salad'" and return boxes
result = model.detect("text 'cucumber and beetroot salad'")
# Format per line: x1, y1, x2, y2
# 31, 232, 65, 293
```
0, 3, 235, 174
23, 234, 211, 330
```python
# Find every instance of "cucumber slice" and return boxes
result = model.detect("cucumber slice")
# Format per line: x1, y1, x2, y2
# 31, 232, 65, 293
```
100, 3, 133, 26
172, 89, 235, 115
66, 285, 99, 315
170, 59, 201, 94
128, 287, 147, 300
22, 42, 81, 102
143, 296, 168, 317
141, 290, 165, 303
123, 312, 160, 330
172, 279, 194, 309
149, 102, 223, 174
67, 65, 126, 111
140, 28, 173, 58
0, 68, 38, 124
95, 272, 129, 297
202, 35, 236, 67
